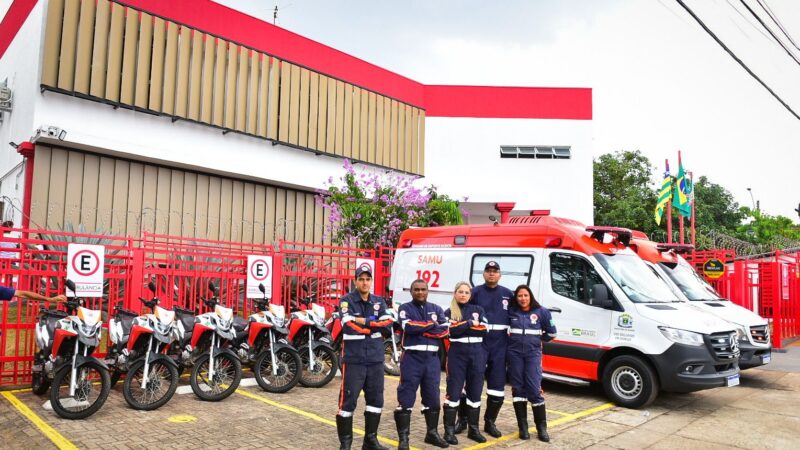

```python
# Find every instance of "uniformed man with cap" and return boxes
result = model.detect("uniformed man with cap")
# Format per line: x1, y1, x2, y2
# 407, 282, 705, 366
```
336, 265, 394, 450
461, 260, 513, 438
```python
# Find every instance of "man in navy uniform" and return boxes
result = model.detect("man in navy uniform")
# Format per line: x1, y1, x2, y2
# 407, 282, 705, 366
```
467, 261, 513, 437
336, 266, 394, 450
394, 280, 450, 449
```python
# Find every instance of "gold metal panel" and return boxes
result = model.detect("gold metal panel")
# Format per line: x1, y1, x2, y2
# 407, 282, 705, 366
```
80, 153, 100, 231
140, 165, 158, 233
63, 151, 84, 228
397, 103, 406, 172
147, 17, 166, 111
325, 77, 336, 153
294, 192, 305, 242
367, 92, 377, 164
419, 110, 426, 175
382, 98, 391, 168
30, 146, 51, 228
313, 201, 324, 245
343, 84, 353, 159
278, 62, 291, 142
360, 92, 370, 162
230, 181, 244, 242
267, 58, 280, 140
246, 51, 260, 134
200, 34, 216, 123
410, 108, 419, 174
257, 56, 269, 137
242, 183, 255, 243
174, 26, 192, 118
235, 48, 249, 132
253, 184, 266, 244
45, 147, 67, 229
95, 156, 115, 231
125, 162, 144, 235
134, 13, 153, 109
42, 0, 65, 87
389, 100, 398, 169
111, 160, 130, 234
288, 64, 300, 145
375, 95, 384, 165
275, 188, 286, 241
322, 206, 331, 246
194, 174, 210, 239
351, 88, 361, 159
168, 170, 184, 236
181, 172, 197, 237
404, 105, 413, 172
119, 9, 139, 105
187, 31, 203, 120
155, 167, 171, 234
316, 74, 328, 151
334, 80, 345, 155
206, 176, 221, 240
224, 44, 239, 129
298, 67, 310, 148
303, 193, 314, 244
265, 186, 277, 244
104, 2, 124, 102
284, 190, 295, 242
219, 179, 233, 241
212, 39, 226, 126
89, 0, 110, 97
57, 0, 80, 90
73, 0, 96, 94
160, 21, 178, 114
308, 72, 319, 148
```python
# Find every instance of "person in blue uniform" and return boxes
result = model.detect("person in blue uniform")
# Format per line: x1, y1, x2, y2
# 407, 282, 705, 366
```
394, 279, 449, 449
466, 260, 512, 437
507, 284, 557, 442
336, 266, 394, 450
0, 285, 66, 303
443, 281, 488, 444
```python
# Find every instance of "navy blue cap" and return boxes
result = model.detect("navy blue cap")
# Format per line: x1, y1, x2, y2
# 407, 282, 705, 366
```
484, 261, 500, 271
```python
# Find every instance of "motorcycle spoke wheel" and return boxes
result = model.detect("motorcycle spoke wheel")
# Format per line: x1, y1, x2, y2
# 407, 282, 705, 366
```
190, 353, 241, 401
383, 341, 401, 376
50, 361, 110, 420
123, 360, 179, 411
254, 348, 302, 393
298, 346, 337, 388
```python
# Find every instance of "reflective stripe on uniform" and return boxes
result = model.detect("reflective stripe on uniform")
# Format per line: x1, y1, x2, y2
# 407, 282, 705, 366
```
343, 334, 366, 340
486, 389, 505, 397
449, 337, 483, 344
509, 328, 543, 335
486, 324, 509, 331
403, 344, 439, 352
370, 332, 383, 339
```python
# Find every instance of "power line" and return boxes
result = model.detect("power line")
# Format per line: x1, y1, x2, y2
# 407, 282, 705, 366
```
674, 0, 800, 121
738, 0, 800, 67
757, 0, 800, 52
724, 0, 772, 43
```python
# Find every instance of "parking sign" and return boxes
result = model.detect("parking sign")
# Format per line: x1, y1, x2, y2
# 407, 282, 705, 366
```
66, 244, 105, 297
247, 255, 273, 298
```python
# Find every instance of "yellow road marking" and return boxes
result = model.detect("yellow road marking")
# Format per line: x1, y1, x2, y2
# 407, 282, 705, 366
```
1, 391, 79, 450
384, 375, 571, 417
461, 402, 616, 449
236, 388, 420, 450
167, 414, 197, 423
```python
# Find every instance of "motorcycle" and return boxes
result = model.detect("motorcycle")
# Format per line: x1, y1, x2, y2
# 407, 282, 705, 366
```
382, 305, 402, 376
170, 281, 242, 401
106, 281, 179, 410
287, 297, 338, 388
233, 283, 302, 393
32, 279, 111, 420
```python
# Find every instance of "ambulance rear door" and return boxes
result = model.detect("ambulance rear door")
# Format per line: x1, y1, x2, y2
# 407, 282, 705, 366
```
465, 250, 542, 297
390, 248, 467, 309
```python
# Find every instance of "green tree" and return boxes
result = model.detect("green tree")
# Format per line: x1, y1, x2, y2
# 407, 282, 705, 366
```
692, 176, 745, 234
593, 150, 659, 236
736, 209, 800, 246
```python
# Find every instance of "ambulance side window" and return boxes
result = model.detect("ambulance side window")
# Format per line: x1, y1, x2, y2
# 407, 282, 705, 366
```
549, 253, 606, 305
470, 254, 533, 289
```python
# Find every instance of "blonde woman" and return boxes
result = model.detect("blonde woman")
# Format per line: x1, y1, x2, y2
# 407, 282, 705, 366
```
442, 282, 488, 444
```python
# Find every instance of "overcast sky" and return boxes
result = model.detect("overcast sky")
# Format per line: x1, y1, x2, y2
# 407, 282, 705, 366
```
217, 0, 800, 223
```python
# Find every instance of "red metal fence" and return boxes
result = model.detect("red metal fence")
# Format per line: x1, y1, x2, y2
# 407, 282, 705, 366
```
1, 227, 392, 387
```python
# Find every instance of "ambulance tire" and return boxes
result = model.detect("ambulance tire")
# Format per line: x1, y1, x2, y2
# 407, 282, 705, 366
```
602, 355, 659, 409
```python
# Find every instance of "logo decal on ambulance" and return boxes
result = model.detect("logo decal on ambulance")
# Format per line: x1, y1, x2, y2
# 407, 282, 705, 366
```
618, 313, 633, 328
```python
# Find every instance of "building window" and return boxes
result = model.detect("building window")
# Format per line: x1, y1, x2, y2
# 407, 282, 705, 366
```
500, 146, 571, 159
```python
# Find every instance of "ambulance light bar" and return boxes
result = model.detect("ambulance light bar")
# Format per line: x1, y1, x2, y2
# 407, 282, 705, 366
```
586, 226, 633, 246
656, 243, 694, 254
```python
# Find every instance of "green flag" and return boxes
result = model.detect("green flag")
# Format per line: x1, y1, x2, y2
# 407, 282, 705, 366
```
672, 156, 691, 218
655, 161, 671, 225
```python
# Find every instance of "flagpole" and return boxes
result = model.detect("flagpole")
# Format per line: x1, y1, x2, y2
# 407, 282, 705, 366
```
689, 171, 696, 247
666, 158, 673, 244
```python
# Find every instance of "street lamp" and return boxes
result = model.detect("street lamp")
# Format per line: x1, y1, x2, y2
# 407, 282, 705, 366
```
746, 188, 756, 211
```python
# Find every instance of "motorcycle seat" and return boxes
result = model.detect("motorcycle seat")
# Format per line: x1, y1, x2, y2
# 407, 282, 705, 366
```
174, 307, 196, 331
42, 311, 66, 337
233, 316, 248, 333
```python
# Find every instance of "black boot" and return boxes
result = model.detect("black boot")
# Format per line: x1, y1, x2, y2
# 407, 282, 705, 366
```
423, 408, 449, 448
336, 414, 353, 450
466, 406, 487, 443
533, 403, 550, 443
442, 405, 459, 445
454, 398, 468, 434
483, 396, 503, 438
363, 412, 389, 450
513, 401, 530, 440
394, 409, 411, 450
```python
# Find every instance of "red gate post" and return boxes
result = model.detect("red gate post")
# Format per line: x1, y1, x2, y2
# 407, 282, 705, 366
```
128, 246, 145, 310
772, 253, 783, 349
272, 252, 283, 305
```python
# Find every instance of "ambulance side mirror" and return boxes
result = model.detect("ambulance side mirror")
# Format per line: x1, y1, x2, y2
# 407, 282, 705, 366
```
590, 284, 613, 309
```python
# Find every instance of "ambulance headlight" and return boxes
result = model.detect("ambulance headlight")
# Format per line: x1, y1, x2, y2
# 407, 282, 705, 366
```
658, 326, 704, 347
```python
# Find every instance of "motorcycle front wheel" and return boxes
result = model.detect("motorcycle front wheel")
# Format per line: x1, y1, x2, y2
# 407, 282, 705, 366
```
254, 348, 302, 393
190, 352, 242, 401
123, 359, 179, 410
50, 361, 111, 420
298, 345, 337, 388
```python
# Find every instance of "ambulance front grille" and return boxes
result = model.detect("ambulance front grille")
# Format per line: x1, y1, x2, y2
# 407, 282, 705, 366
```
707, 332, 739, 361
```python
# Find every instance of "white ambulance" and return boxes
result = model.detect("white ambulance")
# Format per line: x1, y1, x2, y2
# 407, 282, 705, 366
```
630, 236, 771, 369
390, 215, 741, 408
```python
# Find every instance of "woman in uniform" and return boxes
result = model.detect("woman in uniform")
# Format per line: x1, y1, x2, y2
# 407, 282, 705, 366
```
506, 284, 557, 442
443, 282, 488, 444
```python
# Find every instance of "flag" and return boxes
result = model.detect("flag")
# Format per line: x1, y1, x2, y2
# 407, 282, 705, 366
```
672, 154, 691, 218
655, 161, 671, 225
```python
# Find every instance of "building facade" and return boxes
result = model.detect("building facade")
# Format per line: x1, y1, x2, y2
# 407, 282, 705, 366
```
0, 0, 593, 244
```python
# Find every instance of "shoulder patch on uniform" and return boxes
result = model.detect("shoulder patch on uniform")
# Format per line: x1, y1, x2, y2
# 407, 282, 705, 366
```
399, 310, 406, 319
431, 313, 438, 321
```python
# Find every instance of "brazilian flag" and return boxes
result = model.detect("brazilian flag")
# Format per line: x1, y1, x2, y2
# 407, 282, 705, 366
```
655, 162, 671, 225
672, 158, 691, 218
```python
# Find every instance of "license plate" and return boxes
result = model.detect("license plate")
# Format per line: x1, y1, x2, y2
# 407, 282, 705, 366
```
726, 374, 740, 387
762, 354, 771, 364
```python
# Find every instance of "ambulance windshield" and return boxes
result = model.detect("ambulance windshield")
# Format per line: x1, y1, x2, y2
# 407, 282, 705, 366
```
658, 258, 721, 301
595, 253, 680, 303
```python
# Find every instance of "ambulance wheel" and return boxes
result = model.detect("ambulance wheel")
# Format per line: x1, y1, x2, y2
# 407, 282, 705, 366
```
602, 355, 659, 408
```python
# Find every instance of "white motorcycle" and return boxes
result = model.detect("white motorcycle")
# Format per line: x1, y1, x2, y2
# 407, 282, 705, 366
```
287, 299, 339, 388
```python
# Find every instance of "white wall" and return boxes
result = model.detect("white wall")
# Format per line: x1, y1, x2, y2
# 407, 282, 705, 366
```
0, 1, 45, 224
424, 117, 594, 225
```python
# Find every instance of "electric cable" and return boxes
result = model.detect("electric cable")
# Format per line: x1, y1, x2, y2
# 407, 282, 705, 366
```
757, 0, 800, 52
738, 0, 800, 67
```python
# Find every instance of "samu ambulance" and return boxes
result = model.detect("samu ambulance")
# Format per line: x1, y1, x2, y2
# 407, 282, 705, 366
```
629, 235, 771, 369
390, 214, 741, 408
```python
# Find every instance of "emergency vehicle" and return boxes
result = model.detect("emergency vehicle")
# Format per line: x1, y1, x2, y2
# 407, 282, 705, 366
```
629, 235, 771, 369
389, 215, 741, 408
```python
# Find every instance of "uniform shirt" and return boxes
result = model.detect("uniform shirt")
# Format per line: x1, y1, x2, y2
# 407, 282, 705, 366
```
0, 285, 15, 301
507, 306, 557, 354
398, 300, 448, 352
445, 304, 488, 342
470, 284, 513, 335
339, 291, 393, 364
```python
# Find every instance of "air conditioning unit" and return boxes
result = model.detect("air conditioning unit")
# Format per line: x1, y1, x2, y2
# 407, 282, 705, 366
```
0, 84, 11, 112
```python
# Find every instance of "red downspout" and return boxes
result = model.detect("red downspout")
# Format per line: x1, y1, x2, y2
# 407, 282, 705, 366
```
494, 202, 515, 224
16, 141, 35, 230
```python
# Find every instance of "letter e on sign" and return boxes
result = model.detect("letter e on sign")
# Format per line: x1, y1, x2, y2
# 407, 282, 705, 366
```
247, 255, 273, 298
66, 244, 105, 297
